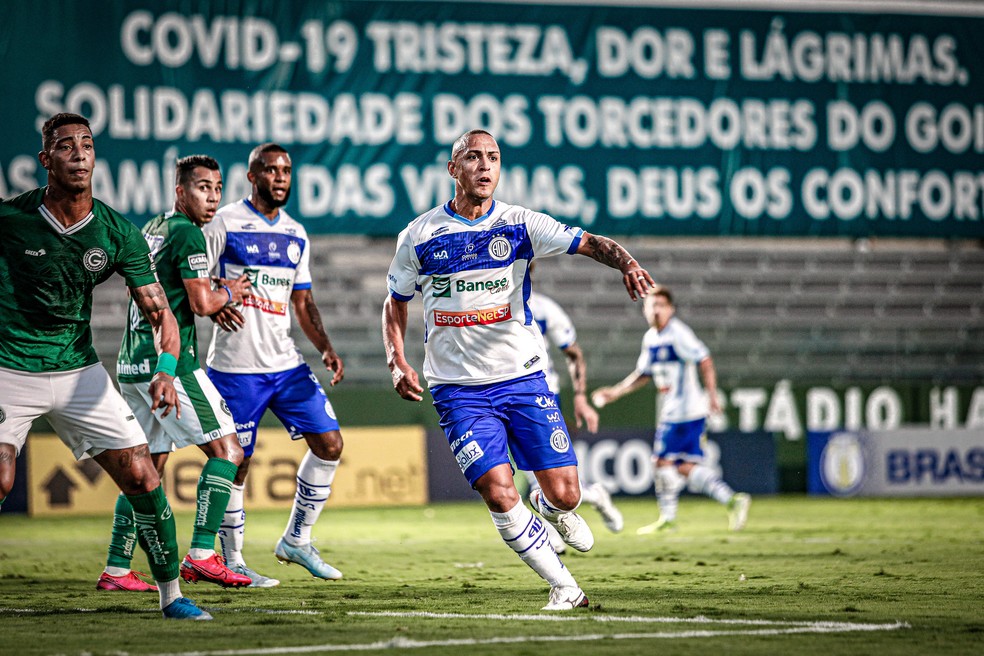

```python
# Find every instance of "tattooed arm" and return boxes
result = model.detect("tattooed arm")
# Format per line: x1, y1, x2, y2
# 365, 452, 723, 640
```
292, 289, 344, 386
575, 232, 655, 301
130, 282, 181, 417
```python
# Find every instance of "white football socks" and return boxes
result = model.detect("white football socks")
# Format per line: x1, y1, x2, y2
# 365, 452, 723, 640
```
491, 500, 577, 589
283, 451, 338, 547
218, 483, 245, 567
158, 577, 181, 609
688, 464, 736, 505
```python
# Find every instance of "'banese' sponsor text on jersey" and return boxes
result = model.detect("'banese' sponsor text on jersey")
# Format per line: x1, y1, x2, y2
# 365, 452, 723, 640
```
203, 199, 312, 373
387, 200, 583, 386
636, 317, 711, 423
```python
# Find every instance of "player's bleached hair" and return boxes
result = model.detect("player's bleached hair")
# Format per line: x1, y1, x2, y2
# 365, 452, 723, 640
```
248, 143, 289, 171
175, 155, 220, 186
41, 113, 91, 151
648, 285, 674, 305
450, 129, 495, 161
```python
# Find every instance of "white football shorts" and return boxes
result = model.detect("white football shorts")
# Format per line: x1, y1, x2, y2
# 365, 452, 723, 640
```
0, 363, 146, 459
120, 368, 236, 454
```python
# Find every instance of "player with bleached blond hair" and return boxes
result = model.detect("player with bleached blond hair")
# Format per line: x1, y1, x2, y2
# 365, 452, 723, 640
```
383, 129, 653, 611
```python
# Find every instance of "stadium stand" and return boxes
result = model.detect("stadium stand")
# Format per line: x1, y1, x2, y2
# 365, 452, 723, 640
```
90, 237, 984, 387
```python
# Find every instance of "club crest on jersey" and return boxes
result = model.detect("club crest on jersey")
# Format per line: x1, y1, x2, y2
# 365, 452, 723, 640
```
287, 240, 302, 264
549, 428, 570, 453
83, 248, 108, 272
488, 236, 512, 261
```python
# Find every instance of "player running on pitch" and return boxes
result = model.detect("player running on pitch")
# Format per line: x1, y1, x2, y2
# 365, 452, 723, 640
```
383, 129, 653, 610
592, 286, 750, 533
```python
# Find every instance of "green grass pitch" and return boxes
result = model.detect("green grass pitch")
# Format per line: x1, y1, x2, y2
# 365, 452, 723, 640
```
1, 496, 982, 655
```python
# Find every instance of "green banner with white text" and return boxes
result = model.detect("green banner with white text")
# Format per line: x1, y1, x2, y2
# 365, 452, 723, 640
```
2, 0, 983, 237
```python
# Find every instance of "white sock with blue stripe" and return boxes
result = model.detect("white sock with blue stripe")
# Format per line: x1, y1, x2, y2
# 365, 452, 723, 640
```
219, 483, 245, 567
491, 500, 577, 589
283, 450, 338, 546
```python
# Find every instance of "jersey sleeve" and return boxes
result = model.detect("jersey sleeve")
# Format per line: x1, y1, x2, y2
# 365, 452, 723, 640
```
202, 215, 227, 277
541, 296, 577, 350
634, 331, 655, 375
387, 226, 420, 301
525, 209, 584, 259
171, 223, 210, 280
676, 323, 711, 363
117, 221, 159, 288
293, 228, 313, 291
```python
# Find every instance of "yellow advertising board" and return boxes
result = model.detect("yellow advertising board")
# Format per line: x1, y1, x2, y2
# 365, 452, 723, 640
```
27, 426, 427, 516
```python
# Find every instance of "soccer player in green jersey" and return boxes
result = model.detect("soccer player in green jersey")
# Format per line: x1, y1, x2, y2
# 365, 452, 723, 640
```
100, 155, 255, 592
0, 113, 209, 620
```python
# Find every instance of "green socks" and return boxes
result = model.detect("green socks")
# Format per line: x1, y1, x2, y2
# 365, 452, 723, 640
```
189, 458, 238, 551
106, 493, 137, 569
126, 485, 180, 582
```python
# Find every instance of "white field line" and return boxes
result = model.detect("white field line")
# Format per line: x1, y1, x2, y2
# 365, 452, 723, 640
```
137, 614, 908, 656
350, 610, 906, 628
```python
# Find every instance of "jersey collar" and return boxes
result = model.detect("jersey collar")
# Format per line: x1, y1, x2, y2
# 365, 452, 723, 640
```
38, 203, 94, 235
443, 200, 496, 226
244, 197, 280, 226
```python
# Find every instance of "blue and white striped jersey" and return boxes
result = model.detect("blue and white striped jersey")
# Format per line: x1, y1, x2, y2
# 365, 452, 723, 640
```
387, 200, 583, 386
635, 317, 711, 423
203, 198, 312, 373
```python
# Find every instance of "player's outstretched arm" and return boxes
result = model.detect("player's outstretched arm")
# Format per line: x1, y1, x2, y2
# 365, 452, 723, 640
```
382, 296, 423, 402
699, 356, 722, 415
291, 289, 344, 386
591, 371, 651, 409
561, 341, 599, 433
131, 282, 181, 418
574, 232, 655, 301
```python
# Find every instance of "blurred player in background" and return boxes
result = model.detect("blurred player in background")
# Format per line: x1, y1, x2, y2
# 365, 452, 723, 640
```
0, 113, 209, 620
205, 143, 346, 587
525, 264, 623, 554
100, 155, 254, 593
382, 129, 654, 610
591, 286, 750, 533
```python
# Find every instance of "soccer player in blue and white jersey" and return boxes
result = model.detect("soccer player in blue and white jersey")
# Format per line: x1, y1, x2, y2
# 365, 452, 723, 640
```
382, 129, 654, 611
526, 285, 624, 552
591, 286, 751, 533
203, 143, 346, 587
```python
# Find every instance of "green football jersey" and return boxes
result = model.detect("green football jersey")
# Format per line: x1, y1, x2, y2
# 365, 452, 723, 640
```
0, 188, 158, 373
117, 212, 209, 383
